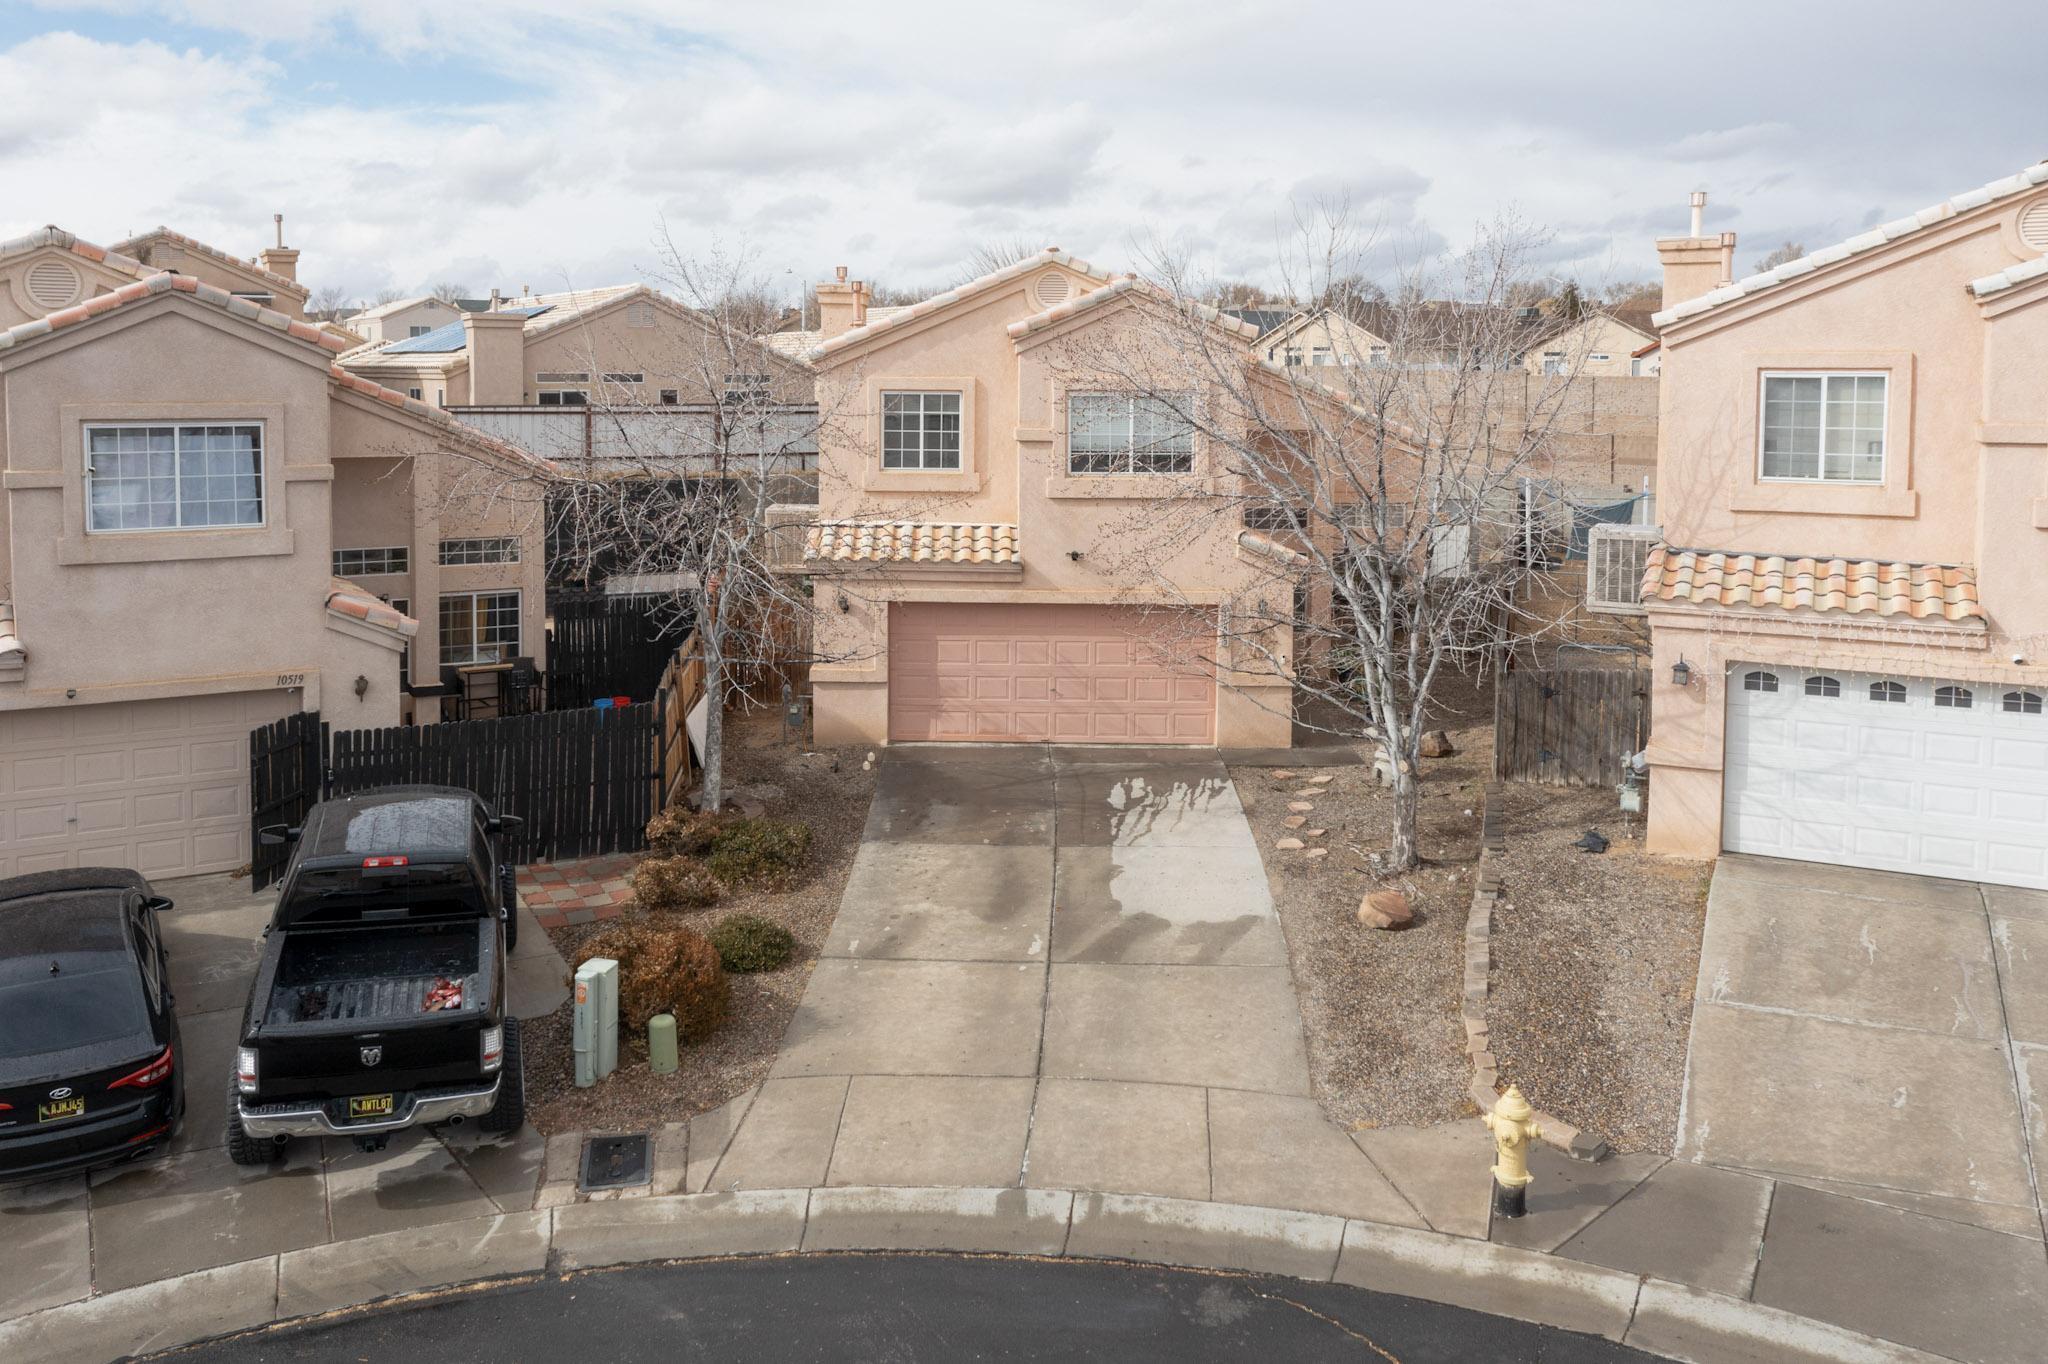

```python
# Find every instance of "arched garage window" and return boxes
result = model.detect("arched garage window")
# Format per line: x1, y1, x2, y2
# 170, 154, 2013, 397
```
1742, 670, 1779, 692
2005, 691, 2044, 715
1804, 675, 1841, 697
1934, 686, 1973, 709
1869, 680, 1907, 703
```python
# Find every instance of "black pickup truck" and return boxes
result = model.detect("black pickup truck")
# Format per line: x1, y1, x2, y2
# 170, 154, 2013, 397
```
228, 785, 526, 1163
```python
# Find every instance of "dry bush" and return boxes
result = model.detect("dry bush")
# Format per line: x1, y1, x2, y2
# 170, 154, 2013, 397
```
576, 923, 730, 1041
630, 854, 723, 911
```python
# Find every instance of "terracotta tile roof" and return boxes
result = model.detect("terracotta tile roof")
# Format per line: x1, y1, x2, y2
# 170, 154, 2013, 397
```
1237, 529, 1305, 566
0, 272, 347, 355
807, 249, 1116, 361
804, 521, 1020, 566
0, 225, 151, 280
1640, 546, 1984, 624
109, 226, 309, 299
1008, 274, 1265, 342
0, 598, 22, 671
1968, 253, 2048, 299
326, 579, 419, 638
1655, 159, 2048, 327
327, 365, 561, 476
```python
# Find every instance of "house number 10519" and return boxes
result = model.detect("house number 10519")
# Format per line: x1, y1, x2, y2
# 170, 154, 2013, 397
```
276, 673, 306, 687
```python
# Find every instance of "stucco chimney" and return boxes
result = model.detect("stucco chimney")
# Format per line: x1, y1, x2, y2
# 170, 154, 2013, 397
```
463, 310, 527, 406
1656, 190, 1738, 311
257, 212, 300, 285
814, 265, 871, 339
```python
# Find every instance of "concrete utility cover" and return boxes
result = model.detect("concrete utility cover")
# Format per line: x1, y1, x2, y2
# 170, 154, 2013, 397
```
580, 1134, 652, 1191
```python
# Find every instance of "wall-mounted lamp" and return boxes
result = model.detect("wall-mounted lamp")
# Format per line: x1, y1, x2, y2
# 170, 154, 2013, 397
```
1670, 657, 1693, 688
354, 674, 370, 700
1068, 550, 1084, 562
836, 591, 851, 614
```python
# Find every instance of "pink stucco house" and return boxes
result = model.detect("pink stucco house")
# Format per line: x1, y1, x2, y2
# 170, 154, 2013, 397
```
0, 228, 549, 879
787, 251, 1301, 749
1641, 163, 2048, 889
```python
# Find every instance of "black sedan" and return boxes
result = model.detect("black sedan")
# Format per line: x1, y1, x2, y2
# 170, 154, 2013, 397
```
0, 869, 184, 1184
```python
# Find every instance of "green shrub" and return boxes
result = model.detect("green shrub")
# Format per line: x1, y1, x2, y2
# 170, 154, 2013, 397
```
576, 923, 729, 1041
630, 855, 723, 912
709, 913, 796, 972
645, 808, 731, 859
706, 817, 812, 890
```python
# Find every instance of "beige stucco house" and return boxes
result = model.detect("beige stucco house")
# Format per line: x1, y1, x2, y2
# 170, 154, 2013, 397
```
1257, 307, 1392, 370
344, 295, 467, 346
0, 232, 549, 879
111, 224, 310, 320
1640, 161, 2048, 890
1524, 306, 1659, 379
791, 251, 1300, 749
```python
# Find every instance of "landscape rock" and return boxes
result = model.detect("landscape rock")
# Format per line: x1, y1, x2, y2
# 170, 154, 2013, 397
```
1303, 848, 1328, 860
1420, 730, 1456, 758
1356, 889, 1414, 930
1304, 828, 1326, 838
1269, 769, 1296, 781
1308, 773, 1335, 785
1287, 801, 1314, 813
1275, 837, 1306, 851
1282, 815, 1306, 829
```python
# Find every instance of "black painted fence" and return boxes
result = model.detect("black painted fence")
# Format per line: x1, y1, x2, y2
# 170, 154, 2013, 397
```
249, 710, 327, 891
251, 704, 660, 879
546, 594, 695, 711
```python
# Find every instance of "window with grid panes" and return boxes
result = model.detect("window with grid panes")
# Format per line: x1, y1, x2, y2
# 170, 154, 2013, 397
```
880, 391, 961, 470
439, 591, 521, 664
1067, 393, 1194, 474
86, 424, 264, 531
1761, 373, 1886, 482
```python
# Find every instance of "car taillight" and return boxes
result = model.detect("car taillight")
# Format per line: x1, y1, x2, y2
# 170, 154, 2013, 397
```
362, 855, 409, 868
237, 1046, 259, 1095
109, 1045, 175, 1090
480, 1024, 504, 1074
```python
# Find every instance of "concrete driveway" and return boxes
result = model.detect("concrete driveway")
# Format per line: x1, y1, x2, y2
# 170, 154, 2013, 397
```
0, 872, 568, 1320
698, 746, 1427, 1223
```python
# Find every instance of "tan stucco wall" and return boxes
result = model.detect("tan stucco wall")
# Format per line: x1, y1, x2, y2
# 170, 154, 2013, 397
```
0, 247, 145, 330
350, 299, 462, 346
807, 270, 1292, 748
1525, 314, 1656, 379
1643, 189, 2048, 857
0, 300, 401, 726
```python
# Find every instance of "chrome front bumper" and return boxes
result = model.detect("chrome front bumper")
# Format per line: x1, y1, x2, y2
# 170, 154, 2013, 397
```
237, 1080, 499, 1138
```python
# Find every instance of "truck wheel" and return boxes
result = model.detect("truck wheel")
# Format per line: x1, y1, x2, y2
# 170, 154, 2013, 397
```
499, 865, 520, 952
477, 1018, 525, 1134
224, 1076, 285, 1167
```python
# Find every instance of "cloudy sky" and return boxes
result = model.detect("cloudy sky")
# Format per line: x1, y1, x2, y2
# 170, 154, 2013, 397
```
4, 1, 2041, 307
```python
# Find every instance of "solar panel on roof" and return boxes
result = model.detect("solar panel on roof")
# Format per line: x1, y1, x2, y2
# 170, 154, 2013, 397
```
377, 304, 552, 354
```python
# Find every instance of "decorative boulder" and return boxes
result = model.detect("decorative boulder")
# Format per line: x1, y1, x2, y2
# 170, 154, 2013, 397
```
1420, 730, 1456, 758
1275, 837, 1306, 851
1287, 801, 1314, 813
1357, 889, 1414, 930
1282, 814, 1306, 828
1270, 769, 1296, 781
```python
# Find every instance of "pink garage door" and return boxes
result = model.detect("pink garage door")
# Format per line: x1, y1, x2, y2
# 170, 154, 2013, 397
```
888, 603, 1216, 744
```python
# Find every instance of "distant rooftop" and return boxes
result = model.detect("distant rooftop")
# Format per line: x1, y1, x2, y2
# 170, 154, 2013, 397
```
376, 304, 552, 354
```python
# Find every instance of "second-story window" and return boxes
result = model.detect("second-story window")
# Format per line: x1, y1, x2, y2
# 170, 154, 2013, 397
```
86, 424, 264, 532
1068, 393, 1195, 475
1761, 372, 1886, 482
881, 391, 961, 470
439, 536, 521, 566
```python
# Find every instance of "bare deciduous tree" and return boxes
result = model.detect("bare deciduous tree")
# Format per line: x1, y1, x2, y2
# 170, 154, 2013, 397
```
1046, 212, 1595, 870
1752, 241, 1805, 274
306, 283, 352, 322
428, 281, 471, 305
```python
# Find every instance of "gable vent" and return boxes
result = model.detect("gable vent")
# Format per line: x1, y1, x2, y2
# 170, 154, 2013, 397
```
24, 259, 82, 310
1033, 271, 1071, 307
2020, 196, 2048, 251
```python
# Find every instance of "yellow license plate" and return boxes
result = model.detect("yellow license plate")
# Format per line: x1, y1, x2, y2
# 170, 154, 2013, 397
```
347, 1093, 395, 1119
38, 1096, 85, 1123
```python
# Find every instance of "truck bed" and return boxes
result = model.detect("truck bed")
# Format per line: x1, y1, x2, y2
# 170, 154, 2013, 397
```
262, 923, 484, 1028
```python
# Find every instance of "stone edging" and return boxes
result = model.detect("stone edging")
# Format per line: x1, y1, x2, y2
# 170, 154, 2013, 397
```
1464, 783, 1610, 1162
0, 1186, 1946, 1364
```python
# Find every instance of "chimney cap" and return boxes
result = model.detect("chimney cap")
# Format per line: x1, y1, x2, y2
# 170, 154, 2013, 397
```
834, 265, 848, 283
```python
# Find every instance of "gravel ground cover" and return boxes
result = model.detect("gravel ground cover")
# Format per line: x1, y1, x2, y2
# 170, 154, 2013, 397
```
1485, 783, 1710, 1153
1233, 672, 1497, 1131
526, 717, 875, 1135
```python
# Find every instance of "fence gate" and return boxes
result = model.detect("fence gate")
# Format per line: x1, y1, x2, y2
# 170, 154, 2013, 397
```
249, 710, 326, 891
1493, 667, 1649, 787
546, 595, 695, 710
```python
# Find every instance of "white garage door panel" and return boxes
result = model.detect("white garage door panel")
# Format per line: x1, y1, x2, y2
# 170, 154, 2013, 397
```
0, 691, 296, 880
1724, 666, 2048, 889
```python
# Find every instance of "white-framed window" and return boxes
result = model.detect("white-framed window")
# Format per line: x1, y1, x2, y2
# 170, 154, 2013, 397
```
334, 546, 410, 576
602, 372, 644, 384
1588, 353, 1612, 362
438, 536, 520, 566
1869, 679, 1907, 703
1804, 675, 1841, 698
439, 590, 521, 665
1742, 670, 1779, 692
1067, 392, 1196, 475
1760, 372, 1886, 483
406, 387, 423, 400
408, 325, 432, 338
1935, 685, 1973, 709
537, 389, 588, 406
658, 388, 679, 405
1244, 504, 1308, 533
1541, 351, 1565, 375
2005, 690, 2044, 715
1368, 345, 1389, 366
1282, 346, 1304, 367
1311, 347, 1333, 366
881, 391, 962, 470
85, 423, 264, 533
536, 372, 590, 383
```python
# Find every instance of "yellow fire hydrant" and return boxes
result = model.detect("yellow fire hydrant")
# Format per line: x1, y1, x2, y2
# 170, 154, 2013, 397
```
1482, 1085, 1543, 1218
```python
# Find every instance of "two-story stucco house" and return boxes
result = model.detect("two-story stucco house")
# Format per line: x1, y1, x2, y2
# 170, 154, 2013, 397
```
0, 229, 549, 879
343, 295, 468, 347
1641, 160, 2048, 890
111, 222, 311, 320
791, 250, 1299, 749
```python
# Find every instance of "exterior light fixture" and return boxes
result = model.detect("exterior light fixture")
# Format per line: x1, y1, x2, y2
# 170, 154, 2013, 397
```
836, 591, 851, 613
1068, 550, 1083, 561
1670, 657, 1693, 688
354, 674, 370, 699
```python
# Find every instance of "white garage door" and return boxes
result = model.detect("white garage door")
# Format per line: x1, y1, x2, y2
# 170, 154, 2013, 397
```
0, 690, 296, 880
1724, 665, 2048, 888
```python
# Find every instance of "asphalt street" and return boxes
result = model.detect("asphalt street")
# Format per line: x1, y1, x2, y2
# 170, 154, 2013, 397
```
165, 1252, 1667, 1363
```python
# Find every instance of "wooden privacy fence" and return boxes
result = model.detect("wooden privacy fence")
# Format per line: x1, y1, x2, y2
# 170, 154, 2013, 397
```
1493, 667, 1648, 787
252, 704, 661, 875
546, 594, 695, 711
656, 631, 706, 810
